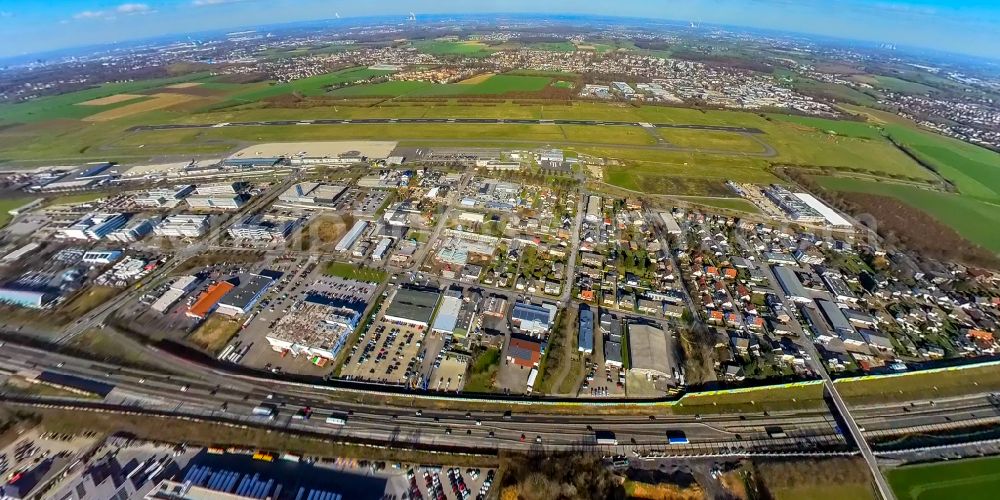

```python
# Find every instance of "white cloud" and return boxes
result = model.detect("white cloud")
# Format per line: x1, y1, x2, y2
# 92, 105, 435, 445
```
72, 3, 153, 21
73, 10, 106, 20
116, 3, 153, 15
0, 11, 14, 19
192, 0, 248, 6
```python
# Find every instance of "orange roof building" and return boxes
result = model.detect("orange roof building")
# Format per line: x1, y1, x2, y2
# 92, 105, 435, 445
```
967, 329, 994, 342
186, 281, 235, 319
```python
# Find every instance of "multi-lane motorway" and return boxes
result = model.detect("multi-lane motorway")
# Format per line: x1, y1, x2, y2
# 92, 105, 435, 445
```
1, 340, 997, 461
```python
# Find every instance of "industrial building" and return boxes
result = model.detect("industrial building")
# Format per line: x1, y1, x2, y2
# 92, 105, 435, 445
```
384, 285, 442, 328
186, 182, 248, 210
431, 289, 463, 335
153, 215, 210, 238
578, 304, 594, 354
506, 336, 542, 368
772, 266, 812, 303
220, 156, 284, 169
0, 286, 57, 309
266, 297, 362, 362
585, 195, 602, 223
658, 212, 682, 235
371, 237, 394, 261
82, 250, 123, 265
816, 299, 856, 337
510, 302, 557, 336
151, 275, 198, 313
106, 218, 155, 243
228, 215, 298, 242
627, 323, 673, 379
335, 220, 368, 252
278, 182, 347, 207
216, 274, 275, 317
1, 242, 41, 265
186, 281, 235, 319
31, 162, 117, 192
135, 185, 195, 208
58, 213, 129, 241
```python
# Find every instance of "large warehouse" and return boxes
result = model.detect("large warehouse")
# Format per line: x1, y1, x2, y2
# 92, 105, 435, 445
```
384, 285, 442, 328
627, 323, 673, 379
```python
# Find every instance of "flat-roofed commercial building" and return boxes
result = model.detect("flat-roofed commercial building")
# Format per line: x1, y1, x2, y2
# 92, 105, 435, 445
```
335, 220, 368, 252
772, 265, 812, 303
384, 285, 441, 328
658, 212, 682, 235
0, 287, 57, 309
578, 304, 594, 353
135, 185, 195, 208
153, 215, 210, 238
431, 290, 463, 335
58, 213, 129, 241
627, 323, 673, 379
278, 182, 347, 207
585, 195, 602, 223
510, 302, 557, 336
186, 281, 235, 319
216, 274, 275, 317
228, 215, 297, 242
266, 297, 364, 361
106, 218, 155, 243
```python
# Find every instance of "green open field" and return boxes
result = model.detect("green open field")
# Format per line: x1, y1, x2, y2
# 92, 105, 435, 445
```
883, 124, 1000, 200
0, 196, 33, 227
816, 177, 1000, 252
0, 73, 211, 124
770, 484, 875, 500
888, 456, 1000, 500
411, 40, 495, 57
214, 67, 395, 106
323, 261, 387, 283
328, 74, 553, 98
768, 114, 884, 139
675, 196, 761, 213
869, 75, 938, 95
660, 129, 765, 152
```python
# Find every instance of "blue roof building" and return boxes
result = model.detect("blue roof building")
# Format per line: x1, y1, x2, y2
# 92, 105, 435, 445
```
578, 305, 594, 353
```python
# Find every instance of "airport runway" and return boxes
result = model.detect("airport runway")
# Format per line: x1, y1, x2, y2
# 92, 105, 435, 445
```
128, 118, 765, 134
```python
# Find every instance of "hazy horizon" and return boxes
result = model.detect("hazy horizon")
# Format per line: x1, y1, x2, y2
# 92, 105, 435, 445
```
0, 0, 998, 61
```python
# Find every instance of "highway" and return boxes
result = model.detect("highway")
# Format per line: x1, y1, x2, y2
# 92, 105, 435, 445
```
129, 118, 766, 135
1, 340, 997, 461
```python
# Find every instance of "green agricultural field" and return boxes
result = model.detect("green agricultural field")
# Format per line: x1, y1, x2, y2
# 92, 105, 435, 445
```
0, 72, 211, 124
552, 80, 574, 89
888, 456, 1000, 500
660, 129, 766, 152
674, 196, 761, 213
870, 75, 937, 95
817, 176, 1000, 252
883, 124, 1000, 200
214, 67, 395, 105
328, 74, 552, 98
768, 114, 884, 140
411, 40, 495, 57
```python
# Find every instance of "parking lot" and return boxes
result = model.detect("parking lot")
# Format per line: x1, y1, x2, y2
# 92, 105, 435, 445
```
236, 266, 378, 375
385, 465, 496, 500
340, 315, 429, 386
0, 427, 100, 491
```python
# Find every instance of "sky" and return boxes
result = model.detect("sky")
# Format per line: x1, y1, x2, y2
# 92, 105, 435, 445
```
0, 0, 998, 59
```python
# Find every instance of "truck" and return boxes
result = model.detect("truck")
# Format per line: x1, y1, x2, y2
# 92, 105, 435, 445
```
594, 431, 618, 446
251, 404, 277, 419
665, 430, 689, 445
326, 414, 348, 426
765, 426, 787, 439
